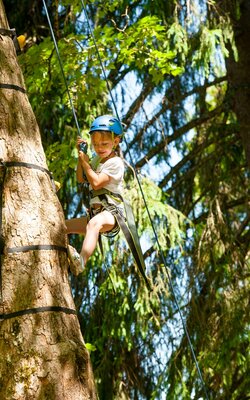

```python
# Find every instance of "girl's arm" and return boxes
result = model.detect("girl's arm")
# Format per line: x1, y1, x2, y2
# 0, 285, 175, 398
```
76, 160, 85, 183
79, 154, 110, 190
76, 137, 87, 183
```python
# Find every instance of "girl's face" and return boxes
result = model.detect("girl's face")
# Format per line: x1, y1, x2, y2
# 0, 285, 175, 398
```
91, 131, 119, 159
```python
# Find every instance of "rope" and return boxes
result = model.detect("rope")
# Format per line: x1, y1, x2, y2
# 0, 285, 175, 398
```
41, 0, 82, 138
42, 0, 92, 213
80, 2, 209, 399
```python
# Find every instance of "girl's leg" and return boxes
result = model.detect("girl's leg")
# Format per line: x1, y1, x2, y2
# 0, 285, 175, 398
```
81, 210, 116, 264
65, 216, 88, 235
66, 216, 88, 275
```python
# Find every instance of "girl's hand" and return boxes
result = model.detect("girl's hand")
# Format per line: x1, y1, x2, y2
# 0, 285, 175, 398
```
78, 150, 89, 164
76, 136, 87, 151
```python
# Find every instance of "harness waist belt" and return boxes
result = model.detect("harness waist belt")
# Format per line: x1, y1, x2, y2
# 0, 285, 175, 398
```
90, 188, 123, 201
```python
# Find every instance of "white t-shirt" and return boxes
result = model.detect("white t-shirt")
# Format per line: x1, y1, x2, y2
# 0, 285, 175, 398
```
89, 156, 124, 207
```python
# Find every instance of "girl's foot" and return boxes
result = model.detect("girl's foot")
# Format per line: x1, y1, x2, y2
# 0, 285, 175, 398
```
67, 245, 84, 276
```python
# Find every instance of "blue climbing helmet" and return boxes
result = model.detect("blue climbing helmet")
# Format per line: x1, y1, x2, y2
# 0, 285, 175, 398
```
89, 115, 124, 136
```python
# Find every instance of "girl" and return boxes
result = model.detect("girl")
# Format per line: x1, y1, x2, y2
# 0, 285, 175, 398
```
66, 115, 125, 275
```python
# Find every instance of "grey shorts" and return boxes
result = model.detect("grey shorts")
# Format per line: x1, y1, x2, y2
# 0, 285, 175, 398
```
90, 203, 125, 238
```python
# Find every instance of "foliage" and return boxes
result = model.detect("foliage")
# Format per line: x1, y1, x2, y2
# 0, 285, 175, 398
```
5, 0, 250, 398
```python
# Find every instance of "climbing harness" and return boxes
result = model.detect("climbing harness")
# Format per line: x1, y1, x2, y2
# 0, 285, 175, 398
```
90, 188, 152, 291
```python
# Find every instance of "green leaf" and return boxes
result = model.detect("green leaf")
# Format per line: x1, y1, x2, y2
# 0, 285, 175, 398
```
85, 343, 97, 352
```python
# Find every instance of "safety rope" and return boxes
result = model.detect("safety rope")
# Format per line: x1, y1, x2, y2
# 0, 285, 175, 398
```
80, 2, 209, 399
41, 0, 82, 138
42, 0, 91, 213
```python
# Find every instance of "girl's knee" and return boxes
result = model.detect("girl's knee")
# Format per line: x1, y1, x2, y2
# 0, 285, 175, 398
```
86, 216, 102, 231
86, 211, 116, 235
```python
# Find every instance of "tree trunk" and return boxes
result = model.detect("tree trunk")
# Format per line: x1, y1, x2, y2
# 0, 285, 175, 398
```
0, 1, 96, 398
225, 0, 250, 168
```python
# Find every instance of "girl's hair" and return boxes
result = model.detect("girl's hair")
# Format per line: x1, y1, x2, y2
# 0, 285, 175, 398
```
114, 141, 122, 157
110, 131, 122, 157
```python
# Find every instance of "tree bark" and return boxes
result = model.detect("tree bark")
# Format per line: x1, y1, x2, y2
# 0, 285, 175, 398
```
0, 1, 96, 398
225, 0, 250, 168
